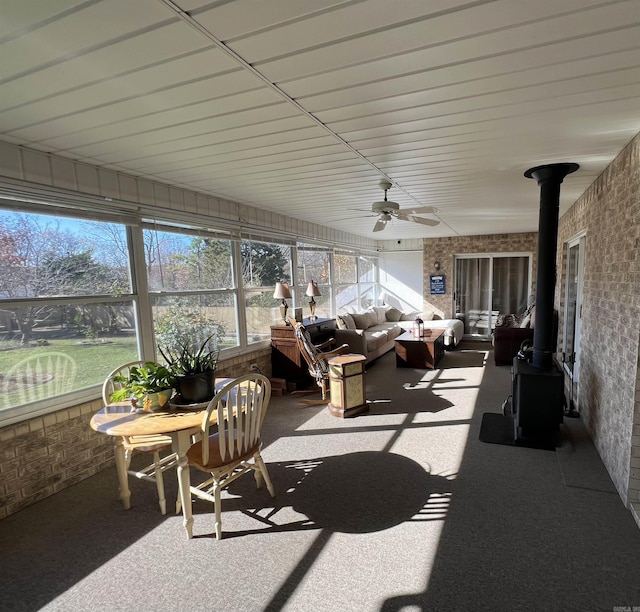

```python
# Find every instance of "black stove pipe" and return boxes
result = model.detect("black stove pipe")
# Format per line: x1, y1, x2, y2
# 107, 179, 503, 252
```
524, 163, 579, 370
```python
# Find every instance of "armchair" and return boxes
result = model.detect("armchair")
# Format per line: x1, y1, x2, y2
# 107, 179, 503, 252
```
294, 322, 351, 401
492, 308, 558, 366
493, 326, 534, 366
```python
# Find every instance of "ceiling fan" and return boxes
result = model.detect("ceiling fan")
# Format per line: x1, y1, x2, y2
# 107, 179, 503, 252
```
371, 180, 439, 232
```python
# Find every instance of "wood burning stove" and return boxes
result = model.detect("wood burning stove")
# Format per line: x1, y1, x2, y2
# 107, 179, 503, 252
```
512, 163, 578, 443
480, 163, 578, 448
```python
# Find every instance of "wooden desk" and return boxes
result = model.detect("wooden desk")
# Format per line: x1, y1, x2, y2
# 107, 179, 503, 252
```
270, 317, 336, 385
90, 378, 233, 539
394, 329, 445, 369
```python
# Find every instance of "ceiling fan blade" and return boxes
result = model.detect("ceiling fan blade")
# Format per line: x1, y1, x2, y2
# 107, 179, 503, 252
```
402, 205, 437, 215
395, 212, 440, 227
335, 214, 376, 222
373, 217, 388, 232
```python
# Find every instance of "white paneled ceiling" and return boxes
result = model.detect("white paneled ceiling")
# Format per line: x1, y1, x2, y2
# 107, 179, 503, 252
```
1, 0, 639, 240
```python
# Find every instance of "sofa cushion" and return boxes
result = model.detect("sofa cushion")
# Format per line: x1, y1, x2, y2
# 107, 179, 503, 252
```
385, 306, 402, 322
368, 323, 403, 341
364, 329, 390, 352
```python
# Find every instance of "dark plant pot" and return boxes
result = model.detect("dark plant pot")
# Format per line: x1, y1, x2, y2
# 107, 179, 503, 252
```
177, 370, 216, 404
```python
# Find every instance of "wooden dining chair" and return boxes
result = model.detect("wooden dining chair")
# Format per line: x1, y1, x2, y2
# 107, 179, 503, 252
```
3, 352, 77, 405
181, 373, 274, 539
102, 360, 178, 515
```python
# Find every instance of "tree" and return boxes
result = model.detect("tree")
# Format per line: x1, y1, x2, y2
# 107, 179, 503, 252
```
240, 241, 289, 288
0, 213, 128, 344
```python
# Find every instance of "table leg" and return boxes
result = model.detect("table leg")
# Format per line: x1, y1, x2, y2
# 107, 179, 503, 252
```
173, 429, 195, 539
114, 437, 131, 510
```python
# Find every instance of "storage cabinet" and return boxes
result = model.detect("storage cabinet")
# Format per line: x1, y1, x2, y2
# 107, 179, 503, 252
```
270, 317, 336, 386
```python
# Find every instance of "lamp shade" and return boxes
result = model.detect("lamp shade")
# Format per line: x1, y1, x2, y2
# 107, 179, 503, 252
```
273, 282, 292, 300
306, 280, 321, 298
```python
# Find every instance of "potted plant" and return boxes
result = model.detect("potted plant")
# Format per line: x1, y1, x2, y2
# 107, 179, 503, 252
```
158, 333, 220, 404
109, 362, 176, 412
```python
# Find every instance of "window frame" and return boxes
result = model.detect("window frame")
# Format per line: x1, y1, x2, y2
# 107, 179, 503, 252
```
0, 214, 142, 426
0, 201, 379, 426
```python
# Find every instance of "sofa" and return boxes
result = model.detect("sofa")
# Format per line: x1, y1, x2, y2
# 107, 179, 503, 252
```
334, 306, 464, 363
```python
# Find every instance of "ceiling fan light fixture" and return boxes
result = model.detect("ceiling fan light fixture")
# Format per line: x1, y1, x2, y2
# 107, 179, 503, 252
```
368, 178, 440, 233
372, 200, 399, 214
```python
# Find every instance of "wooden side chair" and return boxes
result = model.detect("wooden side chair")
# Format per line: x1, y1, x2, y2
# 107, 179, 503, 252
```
181, 374, 274, 540
102, 360, 178, 515
293, 322, 350, 403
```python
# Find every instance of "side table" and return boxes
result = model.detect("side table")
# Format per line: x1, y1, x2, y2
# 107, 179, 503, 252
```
327, 353, 368, 418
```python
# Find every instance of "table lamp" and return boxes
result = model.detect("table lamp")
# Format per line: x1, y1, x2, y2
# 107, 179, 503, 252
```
306, 280, 321, 321
273, 281, 292, 323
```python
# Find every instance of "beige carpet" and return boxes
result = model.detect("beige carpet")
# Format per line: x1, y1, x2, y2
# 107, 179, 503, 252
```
1, 342, 639, 612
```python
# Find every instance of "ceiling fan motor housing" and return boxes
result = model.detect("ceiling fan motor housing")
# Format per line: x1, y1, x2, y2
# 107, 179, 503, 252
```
372, 200, 399, 214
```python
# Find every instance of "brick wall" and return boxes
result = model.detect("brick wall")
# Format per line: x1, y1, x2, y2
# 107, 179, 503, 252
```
422, 232, 538, 317
0, 347, 271, 520
557, 133, 640, 513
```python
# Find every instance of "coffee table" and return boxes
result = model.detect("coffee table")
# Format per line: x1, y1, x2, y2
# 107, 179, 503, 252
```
394, 329, 445, 369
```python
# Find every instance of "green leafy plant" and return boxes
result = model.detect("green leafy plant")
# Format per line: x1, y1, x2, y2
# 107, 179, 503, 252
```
109, 362, 176, 402
158, 334, 219, 376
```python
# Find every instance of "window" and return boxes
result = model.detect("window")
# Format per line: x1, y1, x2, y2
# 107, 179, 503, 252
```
334, 252, 357, 312
0, 206, 381, 424
0, 212, 138, 418
297, 244, 331, 319
334, 251, 378, 312
358, 255, 377, 309
143, 226, 238, 352
241, 239, 292, 343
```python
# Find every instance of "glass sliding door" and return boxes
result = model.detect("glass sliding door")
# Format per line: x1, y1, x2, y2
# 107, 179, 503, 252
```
455, 254, 531, 338
455, 257, 491, 336
492, 256, 530, 315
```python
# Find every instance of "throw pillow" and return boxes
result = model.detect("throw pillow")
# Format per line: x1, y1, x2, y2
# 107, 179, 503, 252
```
336, 315, 347, 330
350, 312, 367, 329
400, 310, 421, 321
385, 306, 402, 322
363, 310, 378, 328
422, 311, 434, 321
342, 313, 356, 330
371, 306, 387, 324
511, 313, 526, 327
520, 314, 531, 328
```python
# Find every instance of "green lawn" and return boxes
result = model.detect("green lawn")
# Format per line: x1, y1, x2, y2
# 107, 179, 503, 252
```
0, 336, 138, 390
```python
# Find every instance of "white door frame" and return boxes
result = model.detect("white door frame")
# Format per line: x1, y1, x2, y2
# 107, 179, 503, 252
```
563, 233, 586, 382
